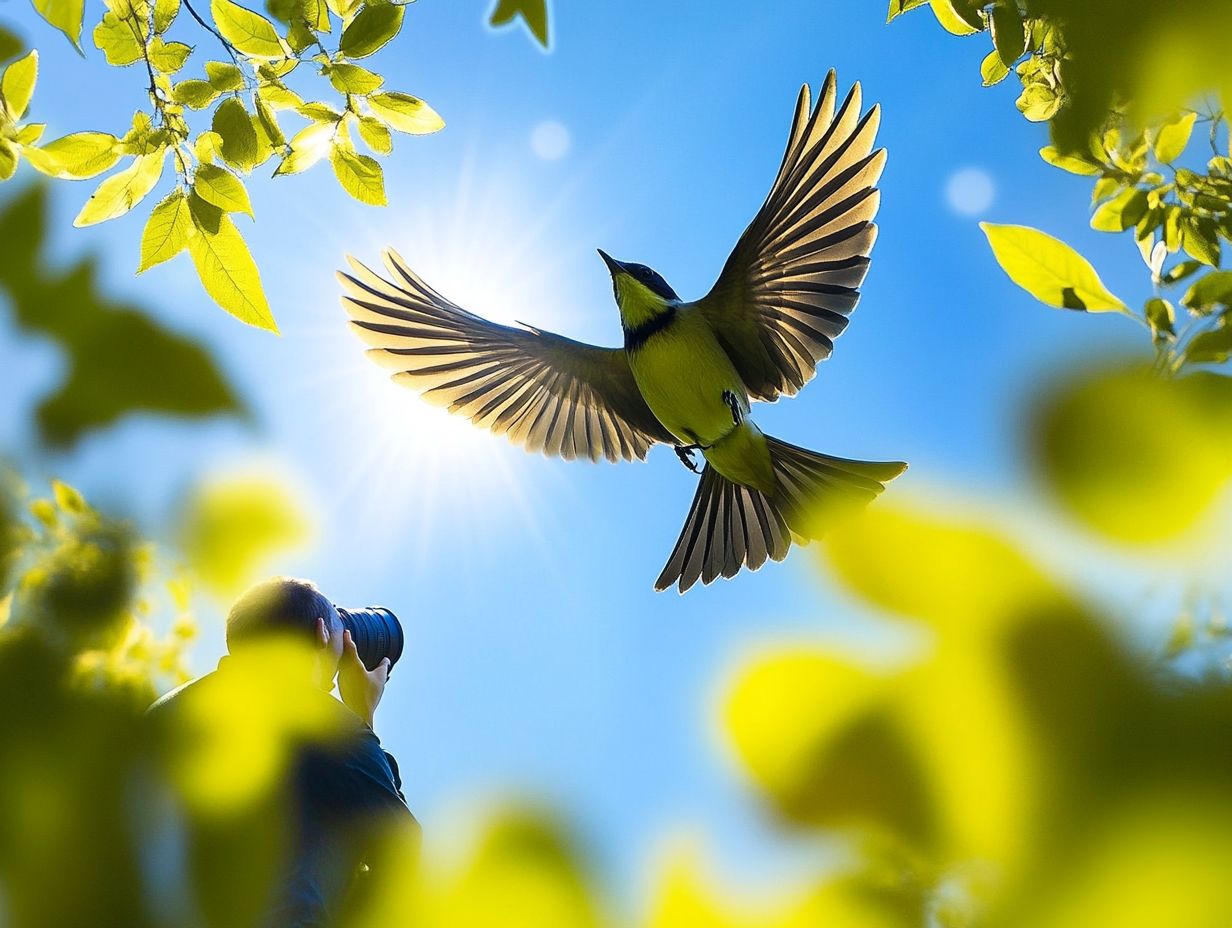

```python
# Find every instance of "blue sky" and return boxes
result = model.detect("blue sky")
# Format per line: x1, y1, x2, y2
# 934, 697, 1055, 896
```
1, 0, 1157, 902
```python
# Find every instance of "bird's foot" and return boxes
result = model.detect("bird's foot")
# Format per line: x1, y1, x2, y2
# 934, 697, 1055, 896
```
675, 445, 703, 474
722, 390, 743, 427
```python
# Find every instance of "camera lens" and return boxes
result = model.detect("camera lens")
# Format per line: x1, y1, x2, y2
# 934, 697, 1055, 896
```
335, 606, 404, 673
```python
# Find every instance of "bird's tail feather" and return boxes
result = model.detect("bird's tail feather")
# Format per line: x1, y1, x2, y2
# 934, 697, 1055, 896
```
654, 436, 906, 594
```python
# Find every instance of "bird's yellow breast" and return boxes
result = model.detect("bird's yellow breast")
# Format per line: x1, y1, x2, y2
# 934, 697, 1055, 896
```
627, 307, 747, 447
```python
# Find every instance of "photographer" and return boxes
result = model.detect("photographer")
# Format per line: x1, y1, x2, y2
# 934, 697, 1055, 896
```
149, 577, 418, 928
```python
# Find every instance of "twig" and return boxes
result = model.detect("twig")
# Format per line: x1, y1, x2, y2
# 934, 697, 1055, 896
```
182, 0, 241, 65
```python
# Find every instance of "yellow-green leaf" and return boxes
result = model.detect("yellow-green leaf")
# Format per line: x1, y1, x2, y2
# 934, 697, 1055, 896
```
980, 222, 1128, 312
1040, 145, 1101, 176
980, 49, 1009, 87
254, 97, 284, 146
930, 0, 977, 35
148, 37, 192, 72
489, 0, 548, 47
327, 62, 382, 95
210, 0, 287, 59
257, 82, 303, 110
32, 0, 84, 48
193, 162, 253, 216
274, 120, 333, 174
1185, 324, 1232, 365
205, 60, 245, 90
0, 139, 17, 181
74, 149, 167, 227
211, 97, 260, 170
338, 1, 404, 58
367, 91, 443, 134
1, 50, 37, 121
330, 145, 385, 205
356, 114, 391, 154
187, 197, 277, 331
1151, 112, 1197, 164
172, 79, 220, 109
139, 190, 191, 271
154, 0, 181, 33
1090, 187, 1148, 232
93, 12, 144, 66
15, 123, 44, 145
24, 131, 121, 179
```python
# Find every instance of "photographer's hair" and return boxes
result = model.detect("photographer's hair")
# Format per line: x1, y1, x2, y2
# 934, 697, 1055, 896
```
226, 577, 341, 652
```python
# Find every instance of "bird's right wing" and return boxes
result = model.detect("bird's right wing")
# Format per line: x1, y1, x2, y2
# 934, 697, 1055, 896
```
339, 250, 676, 463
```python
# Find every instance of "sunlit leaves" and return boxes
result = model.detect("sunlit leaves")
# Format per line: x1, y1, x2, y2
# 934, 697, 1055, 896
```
186, 197, 277, 331
275, 119, 333, 174
330, 145, 385, 205
1090, 187, 1148, 232
980, 50, 1009, 87
356, 113, 391, 153
930, 0, 978, 36
1150, 111, 1197, 164
885, 0, 930, 22
139, 190, 192, 271
1032, 364, 1232, 543
153, 0, 181, 34
31, 0, 85, 49
176, 474, 309, 596
489, 0, 549, 48
147, 38, 192, 73
338, 1, 404, 59
1040, 145, 1100, 176
74, 149, 167, 227
211, 97, 261, 170
368, 90, 444, 134
171, 79, 220, 109
210, 0, 289, 59
1181, 270, 1232, 314
327, 62, 383, 94
0, 50, 37, 121
981, 223, 1127, 312
204, 60, 245, 91
93, 12, 144, 66
193, 162, 254, 216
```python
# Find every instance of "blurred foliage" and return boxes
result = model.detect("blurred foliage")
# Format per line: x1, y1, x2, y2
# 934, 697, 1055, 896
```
0, 183, 243, 448
0, 0, 548, 331
895, 1, 1232, 374
177, 470, 312, 597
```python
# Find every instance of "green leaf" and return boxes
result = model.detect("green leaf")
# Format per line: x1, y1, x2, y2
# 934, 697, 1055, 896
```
1090, 187, 1148, 232
172, 79, 220, 109
148, 37, 192, 73
1151, 112, 1197, 164
273, 120, 333, 174
330, 145, 385, 205
211, 97, 260, 170
327, 62, 383, 94
0, 186, 244, 447
885, 0, 930, 21
356, 114, 391, 154
1040, 145, 1100, 176
1161, 260, 1204, 287
210, 0, 287, 59
338, 1, 404, 58
205, 60, 245, 90
1, 50, 37, 121
929, 0, 978, 35
1181, 270, 1232, 313
193, 129, 224, 161
93, 12, 144, 66
193, 162, 253, 216
0, 26, 23, 62
15, 123, 44, 145
154, 0, 181, 33
257, 82, 303, 109
980, 49, 1009, 87
1185, 324, 1232, 365
990, 1, 1025, 67
1016, 81, 1061, 122
980, 222, 1127, 312
254, 97, 284, 146
73, 150, 167, 227
1145, 297, 1175, 337
367, 91, 443, 134
24, 131, 120, 179
139, 190, 192, 271
296, 100, 341, 121
489, 0, 548, 45
187, 196, 278, 331
1182, 216, 1221, 267
32, 0, 85, 49
0, 139, 17, 181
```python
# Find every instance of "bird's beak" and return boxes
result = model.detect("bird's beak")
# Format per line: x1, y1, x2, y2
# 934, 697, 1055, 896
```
597, 249, 625, 277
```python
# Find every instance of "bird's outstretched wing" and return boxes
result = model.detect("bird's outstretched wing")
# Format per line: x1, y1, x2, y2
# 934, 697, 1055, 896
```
339, 250, 675, 463
696, 71, 885, 402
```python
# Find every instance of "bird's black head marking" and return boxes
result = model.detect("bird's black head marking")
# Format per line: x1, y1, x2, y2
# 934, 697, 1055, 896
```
598, 249, 680, 301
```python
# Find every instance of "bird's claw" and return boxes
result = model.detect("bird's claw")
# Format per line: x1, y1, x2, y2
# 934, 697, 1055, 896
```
675, 445, 703, 474
722, 390, 743, 427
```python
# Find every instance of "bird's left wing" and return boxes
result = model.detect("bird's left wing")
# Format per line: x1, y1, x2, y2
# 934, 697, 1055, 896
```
695, 72, 885, 402
339, 250, 676, 463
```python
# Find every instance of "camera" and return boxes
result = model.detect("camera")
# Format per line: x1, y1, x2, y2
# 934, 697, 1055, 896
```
335, 606, 404, 673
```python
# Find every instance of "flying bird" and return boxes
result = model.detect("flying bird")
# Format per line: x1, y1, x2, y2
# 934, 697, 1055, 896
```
338, 71, 906, 593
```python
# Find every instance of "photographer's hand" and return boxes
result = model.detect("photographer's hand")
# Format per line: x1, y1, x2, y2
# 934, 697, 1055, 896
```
338, 629, 390, 728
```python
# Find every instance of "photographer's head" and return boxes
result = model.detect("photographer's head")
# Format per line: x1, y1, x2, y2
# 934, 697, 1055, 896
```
226, 577, 346, 690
